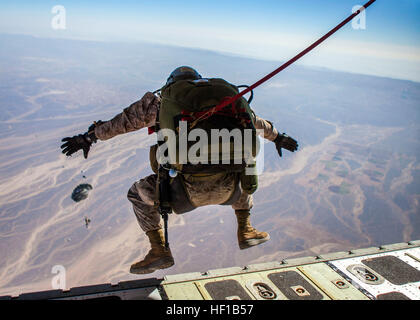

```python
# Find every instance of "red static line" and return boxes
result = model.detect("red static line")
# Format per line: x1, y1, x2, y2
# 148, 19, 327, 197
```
214, 0, 377, 111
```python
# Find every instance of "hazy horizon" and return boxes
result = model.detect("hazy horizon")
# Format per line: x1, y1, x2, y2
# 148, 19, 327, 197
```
1, 0, 419, 82
2, 31, 419, 86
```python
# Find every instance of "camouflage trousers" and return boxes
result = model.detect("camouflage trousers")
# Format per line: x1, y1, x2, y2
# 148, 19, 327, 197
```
127, 173, 253, 233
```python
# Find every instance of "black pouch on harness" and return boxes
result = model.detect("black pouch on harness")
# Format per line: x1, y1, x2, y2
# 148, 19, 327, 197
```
168, 173, 242, 214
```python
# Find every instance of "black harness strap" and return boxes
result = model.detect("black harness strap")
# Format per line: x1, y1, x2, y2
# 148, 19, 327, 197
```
158, 166, 172, 249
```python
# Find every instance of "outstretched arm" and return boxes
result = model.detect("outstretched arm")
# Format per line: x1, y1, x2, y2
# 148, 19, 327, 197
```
252, 113, 298, 157
253, 115, 279, 142
94, 92, 160, 141
61, 92, 160, 158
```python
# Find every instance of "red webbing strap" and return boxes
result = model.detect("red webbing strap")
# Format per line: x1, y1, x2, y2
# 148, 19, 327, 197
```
211, 0, 376, 112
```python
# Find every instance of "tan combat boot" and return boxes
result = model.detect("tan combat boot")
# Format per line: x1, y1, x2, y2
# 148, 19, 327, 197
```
235, 210, 270, 250
130, 229, 174, 274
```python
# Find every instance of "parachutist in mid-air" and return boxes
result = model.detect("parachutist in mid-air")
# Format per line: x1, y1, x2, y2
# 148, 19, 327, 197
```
84, 216, 91, 229
61, 66, 298, 274
71, 184, 92, 202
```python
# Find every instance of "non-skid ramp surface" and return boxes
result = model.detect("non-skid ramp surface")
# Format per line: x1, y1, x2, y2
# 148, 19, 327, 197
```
266, 271, 324, 300
162, 241, 420, 300
204, 280, 252, 300
2, 240, 419, 300
361, 255, 420, 285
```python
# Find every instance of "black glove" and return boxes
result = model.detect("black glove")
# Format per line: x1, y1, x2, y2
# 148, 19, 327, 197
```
61, 123, 100, 159
274, 133, 298, 157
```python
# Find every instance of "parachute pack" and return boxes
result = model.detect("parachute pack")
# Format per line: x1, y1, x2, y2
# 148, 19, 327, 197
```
150, 78, 259, 195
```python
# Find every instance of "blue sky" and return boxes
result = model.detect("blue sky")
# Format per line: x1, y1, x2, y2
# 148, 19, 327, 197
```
0, 0, 419, 81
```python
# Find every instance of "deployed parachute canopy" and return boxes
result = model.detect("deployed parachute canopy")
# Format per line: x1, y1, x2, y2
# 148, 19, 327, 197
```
71, 183, 93, 202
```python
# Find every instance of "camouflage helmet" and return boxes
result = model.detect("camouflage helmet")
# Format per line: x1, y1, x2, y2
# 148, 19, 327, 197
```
166, 66, 202, 85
